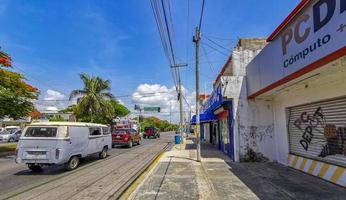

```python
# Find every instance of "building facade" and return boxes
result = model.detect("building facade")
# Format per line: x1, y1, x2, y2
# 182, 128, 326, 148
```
192, 0, 345, 188
243, 0, 346, 187
193, 38, 267, 161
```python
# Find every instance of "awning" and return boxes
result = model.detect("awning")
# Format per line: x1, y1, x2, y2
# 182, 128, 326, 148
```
191, 112, 217, 125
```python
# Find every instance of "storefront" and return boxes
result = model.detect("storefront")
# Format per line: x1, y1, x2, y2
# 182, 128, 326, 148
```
192, 85, 234, 160
245, 0, 346, 187
214, 102, 233, 158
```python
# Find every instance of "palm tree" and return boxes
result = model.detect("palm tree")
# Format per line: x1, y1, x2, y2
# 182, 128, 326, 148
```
69, 73, 114, 122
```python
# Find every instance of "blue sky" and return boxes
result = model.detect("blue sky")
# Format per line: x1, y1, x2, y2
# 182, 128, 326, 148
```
0, 0, 300, 120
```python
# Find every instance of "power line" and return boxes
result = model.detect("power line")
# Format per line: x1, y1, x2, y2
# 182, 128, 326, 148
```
201, 45, 216, 74
198, 0, 206, 31
204, 35, 231, 52
160, 0, 176, 66
201, 42, 229, 57
150, 0, 179, 89
12, 65, 68, 96
203, 34, 238, 41
34, 91, 172, 102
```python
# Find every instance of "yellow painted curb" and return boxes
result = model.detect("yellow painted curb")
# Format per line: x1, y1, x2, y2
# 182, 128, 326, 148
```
288, 154, 346, 187
119, 151, 166, 200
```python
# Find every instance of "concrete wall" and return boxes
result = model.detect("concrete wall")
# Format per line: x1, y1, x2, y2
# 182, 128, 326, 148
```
238, 98, 275, 161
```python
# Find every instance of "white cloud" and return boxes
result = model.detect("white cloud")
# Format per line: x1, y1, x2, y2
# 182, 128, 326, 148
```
45, 106, 59, 112
44, 89, 65, 101
117, 99, 125, 105
131, 84, 195, 123
35, 89, 69, 113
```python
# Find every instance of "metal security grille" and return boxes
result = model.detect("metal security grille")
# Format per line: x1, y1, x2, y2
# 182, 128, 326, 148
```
288, 96, 346, 167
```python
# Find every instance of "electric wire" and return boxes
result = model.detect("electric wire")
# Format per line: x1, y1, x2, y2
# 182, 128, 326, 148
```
201, 42, 229, 57
204, 35, 231, 52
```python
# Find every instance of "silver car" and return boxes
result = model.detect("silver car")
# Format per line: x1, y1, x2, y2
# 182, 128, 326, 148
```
0, 130, 22, 142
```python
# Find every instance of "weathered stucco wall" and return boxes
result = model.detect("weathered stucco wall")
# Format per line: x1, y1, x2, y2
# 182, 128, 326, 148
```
222, 41, 267, 161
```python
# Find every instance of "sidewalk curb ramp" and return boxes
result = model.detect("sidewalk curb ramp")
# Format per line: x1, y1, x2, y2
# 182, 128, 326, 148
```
117, 142, 171, 200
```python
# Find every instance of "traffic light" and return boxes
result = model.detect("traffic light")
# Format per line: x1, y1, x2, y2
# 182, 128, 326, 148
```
134, 104, 141, 110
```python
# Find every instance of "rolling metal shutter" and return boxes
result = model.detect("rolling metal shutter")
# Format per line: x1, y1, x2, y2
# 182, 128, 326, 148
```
288, 96, 346, 167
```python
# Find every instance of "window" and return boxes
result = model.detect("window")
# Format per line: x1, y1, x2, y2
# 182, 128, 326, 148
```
89, 127, 101, 136
25, 127, 57, 137
102, 127, 110, 135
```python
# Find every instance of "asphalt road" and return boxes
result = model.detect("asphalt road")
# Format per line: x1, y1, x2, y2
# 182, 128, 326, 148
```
0, 132, 174, 200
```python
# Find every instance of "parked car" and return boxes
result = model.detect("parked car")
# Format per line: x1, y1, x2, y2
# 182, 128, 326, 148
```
143, 126, 160, 139
15, 122, 111, 172
112, 128, 140, 148
0, 129, 22, 142
5, 126, 21, 133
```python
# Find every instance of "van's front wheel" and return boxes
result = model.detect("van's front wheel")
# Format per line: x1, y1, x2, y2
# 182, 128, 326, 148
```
28, 164, 42, 172
99, 147, 108, 159
65, 156, 80, 171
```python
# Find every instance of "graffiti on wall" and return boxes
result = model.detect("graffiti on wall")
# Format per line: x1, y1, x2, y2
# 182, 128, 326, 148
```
293, 107, 326, 151
239, 125, 274, 151
292, 107, 346, 158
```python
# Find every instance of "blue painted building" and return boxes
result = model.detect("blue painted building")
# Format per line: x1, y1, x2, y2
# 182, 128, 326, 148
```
192, 84, 234, 160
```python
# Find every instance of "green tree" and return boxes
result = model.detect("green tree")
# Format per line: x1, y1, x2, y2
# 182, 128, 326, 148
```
69, 73, 114, 123
0, 52, 38, 119
140, 116, 178, 132
59, 105, 76, 113
49, 115, 65, 122
106, 99, 129, 119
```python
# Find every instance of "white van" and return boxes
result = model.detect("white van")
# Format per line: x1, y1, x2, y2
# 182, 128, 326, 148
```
15, 122, 111, 171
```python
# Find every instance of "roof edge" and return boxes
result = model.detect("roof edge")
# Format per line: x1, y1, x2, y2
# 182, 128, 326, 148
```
267, 0, 311, 42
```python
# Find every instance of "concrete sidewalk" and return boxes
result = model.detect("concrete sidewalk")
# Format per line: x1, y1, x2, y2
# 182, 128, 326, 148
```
129, 139, 258, 200
128, 138, 346, 200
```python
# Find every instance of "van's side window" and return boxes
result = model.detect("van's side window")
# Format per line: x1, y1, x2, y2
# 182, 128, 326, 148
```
25, 127, 57, 137
102, 127, 110, 135
89, 127, 101, 136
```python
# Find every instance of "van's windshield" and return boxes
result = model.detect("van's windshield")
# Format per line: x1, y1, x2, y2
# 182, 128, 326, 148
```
24, 127, 58, 137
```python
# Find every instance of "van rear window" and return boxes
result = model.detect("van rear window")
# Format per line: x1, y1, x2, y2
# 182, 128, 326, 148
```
25, 127, 57, 137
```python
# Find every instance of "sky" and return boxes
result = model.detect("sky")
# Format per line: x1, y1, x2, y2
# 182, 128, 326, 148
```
0, 0, 300, 122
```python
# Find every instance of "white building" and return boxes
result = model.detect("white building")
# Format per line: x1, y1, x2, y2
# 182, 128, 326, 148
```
197, 0, 346, 188
242, 0, 346, 187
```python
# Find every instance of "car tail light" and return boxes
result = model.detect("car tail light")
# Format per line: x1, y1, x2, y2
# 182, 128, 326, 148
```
124, 132, 130, 141
55, 148, 61, 159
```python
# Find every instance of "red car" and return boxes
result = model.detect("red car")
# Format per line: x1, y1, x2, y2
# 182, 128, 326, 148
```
143, 126, 160, 139
112, 129, 141, 148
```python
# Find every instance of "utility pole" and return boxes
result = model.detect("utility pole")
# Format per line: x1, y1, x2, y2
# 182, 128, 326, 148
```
193, 26, 201, 162
169, 101, 172, 124
171, 63, 187, 144
139, 108, 142, 133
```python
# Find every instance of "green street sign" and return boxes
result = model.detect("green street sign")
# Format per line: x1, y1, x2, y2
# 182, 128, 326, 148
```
143, 107, 160, 112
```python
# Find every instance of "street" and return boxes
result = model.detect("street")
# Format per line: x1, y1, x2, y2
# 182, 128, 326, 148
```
1, 0, 346, 199
0, 132, 174, 200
